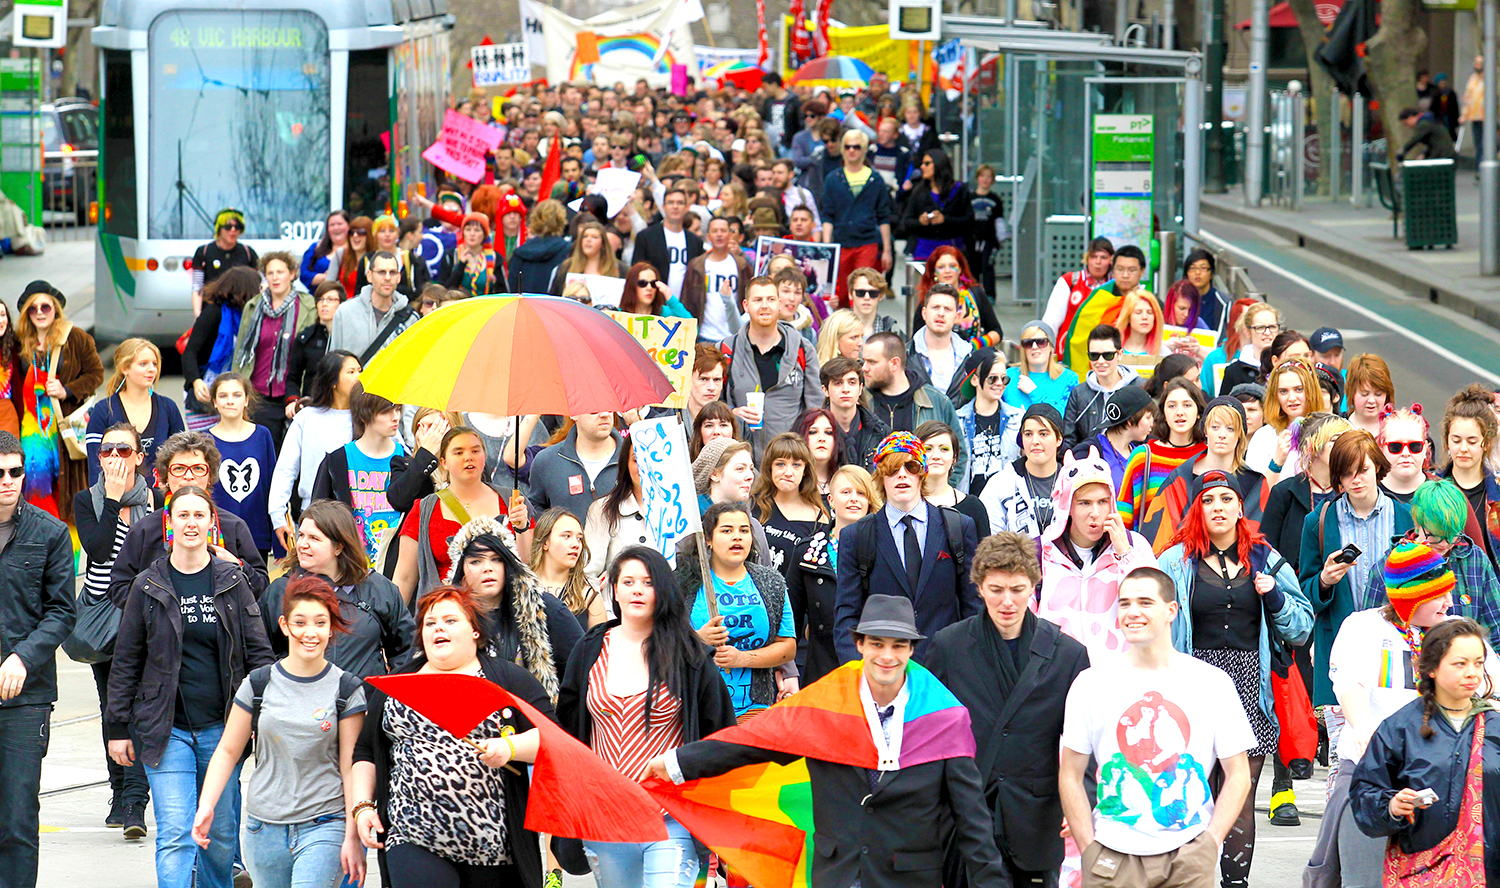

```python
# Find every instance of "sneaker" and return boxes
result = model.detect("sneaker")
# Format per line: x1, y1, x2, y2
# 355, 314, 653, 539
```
1269, 789, 1301, 827
106, 796, 126, 829
543, 869, 563, 888
233, 864, 253, 888
122, 803, 147, 840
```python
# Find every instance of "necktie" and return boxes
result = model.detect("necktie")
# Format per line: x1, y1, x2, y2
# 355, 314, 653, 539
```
868, 705, 896, 791
902, 515, 921, 593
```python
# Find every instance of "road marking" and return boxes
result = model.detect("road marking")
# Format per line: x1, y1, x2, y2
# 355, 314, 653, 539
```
1199, 229, 1500, 387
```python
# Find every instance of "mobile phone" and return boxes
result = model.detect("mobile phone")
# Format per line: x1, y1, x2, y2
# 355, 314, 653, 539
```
1335, 543, 1362, 565
1413, 788, 1438, 807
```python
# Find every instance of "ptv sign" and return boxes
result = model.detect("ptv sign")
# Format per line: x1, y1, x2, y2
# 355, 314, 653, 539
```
472, 42, 531, 87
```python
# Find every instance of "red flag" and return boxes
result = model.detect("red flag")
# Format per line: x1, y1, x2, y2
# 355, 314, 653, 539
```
812, 0, 833, 57
537, 132, 563, 202
366, 673, 667, 843
756, 0, 769, 67
789, 0, 811, 65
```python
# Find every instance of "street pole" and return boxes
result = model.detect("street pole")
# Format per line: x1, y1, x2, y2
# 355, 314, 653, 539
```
1482, 0, 1499, 275
1204, 0, 1226, 192
1116, 0, 1128, 44
1245, 0, 1268, 205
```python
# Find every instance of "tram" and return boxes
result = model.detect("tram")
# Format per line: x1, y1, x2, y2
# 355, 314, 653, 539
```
91, 0, 452, 344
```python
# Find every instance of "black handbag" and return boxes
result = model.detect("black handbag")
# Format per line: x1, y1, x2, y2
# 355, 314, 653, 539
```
62, 591, 120, 664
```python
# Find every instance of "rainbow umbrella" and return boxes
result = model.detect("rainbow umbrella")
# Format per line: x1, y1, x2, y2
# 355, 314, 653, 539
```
703, 60, 765, 90
358, 295, 675, 415
787, 55, 876, 89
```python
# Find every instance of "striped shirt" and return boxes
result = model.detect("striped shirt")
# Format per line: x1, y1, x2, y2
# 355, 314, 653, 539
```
1339, 494, 1399, 611
1117, 440, 1206, 530
586, 630, 684, 782
82, 506, 150, 601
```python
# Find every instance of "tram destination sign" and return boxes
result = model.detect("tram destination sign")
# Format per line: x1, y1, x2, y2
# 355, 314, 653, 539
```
472, 42, 531, 87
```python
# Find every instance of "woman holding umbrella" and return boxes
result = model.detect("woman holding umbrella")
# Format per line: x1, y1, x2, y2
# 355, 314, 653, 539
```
352, 584, 552, 888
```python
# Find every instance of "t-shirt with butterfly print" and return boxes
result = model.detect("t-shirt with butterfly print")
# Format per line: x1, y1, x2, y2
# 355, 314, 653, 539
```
211, 426, 278, 552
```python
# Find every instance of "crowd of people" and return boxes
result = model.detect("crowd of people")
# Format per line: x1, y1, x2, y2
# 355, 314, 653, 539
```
4, 71, 1500, 888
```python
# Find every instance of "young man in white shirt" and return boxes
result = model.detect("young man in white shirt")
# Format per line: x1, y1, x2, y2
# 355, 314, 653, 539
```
1059, 567, 1254, 888
681, 216, 750, 343
909, 284, 973, 394
638, 185, 704, 303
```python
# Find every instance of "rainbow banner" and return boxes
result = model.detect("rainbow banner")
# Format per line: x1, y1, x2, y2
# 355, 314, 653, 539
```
645, 661, 974, 888
1059, 282, 1136, 375
533, 0, 696, 86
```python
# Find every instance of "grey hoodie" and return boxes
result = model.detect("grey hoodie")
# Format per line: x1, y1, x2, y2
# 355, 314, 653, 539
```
1061, 364, 1143, 450
327, 285, 413, 360
721, 320, 823, 462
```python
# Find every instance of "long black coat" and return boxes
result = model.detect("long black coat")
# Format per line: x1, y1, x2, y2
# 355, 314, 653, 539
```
1262, 473, 1313, 575
675, 736, 1010, 888
923, 615, 1090, 873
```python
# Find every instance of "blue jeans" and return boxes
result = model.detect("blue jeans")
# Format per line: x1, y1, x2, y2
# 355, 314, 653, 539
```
144, 724, 242, 888
0, 704, 49, 888
242, 814, 346, 888
584, 815, 700, 888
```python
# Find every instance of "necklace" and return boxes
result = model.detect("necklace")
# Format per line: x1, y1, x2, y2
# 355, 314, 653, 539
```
1439, 702, 1472, 713
1397, 622, 1425, 683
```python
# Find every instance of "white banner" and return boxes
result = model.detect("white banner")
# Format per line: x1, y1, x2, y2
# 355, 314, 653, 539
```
472, 43, 531, 87
629, 417, 702, 567
520, 0, 547, 64
533, 0, 698, 87
693, 45, 762, 75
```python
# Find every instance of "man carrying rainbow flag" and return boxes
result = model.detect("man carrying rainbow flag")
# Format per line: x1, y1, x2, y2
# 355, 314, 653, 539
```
644, 594, 1010, 888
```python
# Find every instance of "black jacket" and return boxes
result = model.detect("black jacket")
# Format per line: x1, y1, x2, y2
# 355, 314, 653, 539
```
674, 737, 1009, 888
634, 222, 703, 286
839, 404, 891, 472
105, 557, 275, 767
385, 447, 440, 516
506, 236, 571, 295
181, 301, 235, 407
897, 182, 975, 246
285, 322, 331, 403
1262, 473, 1315, 572
556, 621, 736, 747
107, 504, 269, 608
0, 500, 76, 708
1351, 699, 1500, 884
354, 653, 554, 888
260, 569, 414, 679
786, 529, 841, 685
437, 248, 505, 295
924, 615, 1090, 873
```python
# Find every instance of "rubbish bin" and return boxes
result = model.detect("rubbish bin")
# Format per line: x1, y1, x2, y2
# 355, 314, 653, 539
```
1399, 158, 1457, 250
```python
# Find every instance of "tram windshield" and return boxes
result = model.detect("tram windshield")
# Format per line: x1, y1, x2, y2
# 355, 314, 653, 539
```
147, 9, 330, 239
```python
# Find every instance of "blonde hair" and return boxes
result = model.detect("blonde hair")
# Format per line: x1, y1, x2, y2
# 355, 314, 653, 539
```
830, 464, 883, 511
528, 199, 567, 238
17, 291, 69, 354
716, 181, 749, 219
816, 309, 864, 366
1203, 403, 1249, 470
107, 338, 163, 394
1264, 357, 1328, 432
1018, 323, 1064, 380
1116, 289, 1163, 355
1235, 302, 1280, 351
563, 221, 619, 279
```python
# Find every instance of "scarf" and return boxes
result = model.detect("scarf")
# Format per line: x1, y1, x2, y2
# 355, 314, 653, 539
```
459, 247, 497, 297
234, 286, 301, 392
90, 472, 154, 526
981, 608, 1036, 697
205, 304, 242, 378
21, 349, 59, 500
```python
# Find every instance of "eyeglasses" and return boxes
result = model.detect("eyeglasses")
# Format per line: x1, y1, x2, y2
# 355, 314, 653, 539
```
1249, 323, 1281, 335
168, 464, 210, 479
0, 466, 24, 478
371, 269, 400, 278
852, 288, 880, 299
1020, 337, 1050, 349
220, 222, 244, 232
420, 299, 441, 309
1385, 440, 1425, 455
316, 295, 342, 305
1088, 350, 1118, 362
99, 443, 136, 458
1186, 263, 1213, 273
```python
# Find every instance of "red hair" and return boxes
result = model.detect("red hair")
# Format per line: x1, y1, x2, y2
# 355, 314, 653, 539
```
281, 574, 351, 635
916, 246, 976, 307
1165, 484, 1269, 568
414, 585, 488, 651
1220, 297, 1259, 359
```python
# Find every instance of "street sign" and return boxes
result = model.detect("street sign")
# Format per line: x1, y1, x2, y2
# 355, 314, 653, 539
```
13, 0, 67, 48
1091, 114, 1155, 288
889, 0, 941, 40
471, 42, 530, 87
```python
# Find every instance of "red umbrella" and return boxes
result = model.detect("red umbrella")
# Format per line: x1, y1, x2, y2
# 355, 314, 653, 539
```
367, 673, 668, 843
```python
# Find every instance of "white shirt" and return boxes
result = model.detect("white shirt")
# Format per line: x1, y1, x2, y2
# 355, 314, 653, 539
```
860, 673, 909, 772
912, 330, 973, 393
700, 255, 739, 341
664, 227, 689, 299
1244, 424, 1302, 477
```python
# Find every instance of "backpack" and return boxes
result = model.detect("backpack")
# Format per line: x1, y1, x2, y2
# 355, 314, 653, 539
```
853, 506, 970, 603
247, 664, 363, 759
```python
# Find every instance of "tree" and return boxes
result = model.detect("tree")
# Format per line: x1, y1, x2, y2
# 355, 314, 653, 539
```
1362, 0, 1426, 166
1286, 0, 1336, 195
58, 0, 98, 98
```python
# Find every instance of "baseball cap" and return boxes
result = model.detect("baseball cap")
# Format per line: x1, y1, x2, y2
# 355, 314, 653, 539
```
1310, 327, 1344, 352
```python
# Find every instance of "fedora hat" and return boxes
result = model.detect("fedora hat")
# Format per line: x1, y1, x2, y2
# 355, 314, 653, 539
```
855, 594, 925, 641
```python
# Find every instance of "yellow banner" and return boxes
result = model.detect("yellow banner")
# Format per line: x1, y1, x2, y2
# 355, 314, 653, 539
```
782, 19, 913, 81
605, 311, 697, 408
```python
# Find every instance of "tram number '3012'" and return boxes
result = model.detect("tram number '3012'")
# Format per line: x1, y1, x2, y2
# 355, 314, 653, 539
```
280, 221, 325, 242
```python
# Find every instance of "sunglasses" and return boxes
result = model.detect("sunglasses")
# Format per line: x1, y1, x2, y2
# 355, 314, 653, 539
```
638, 279, 658, 287
420, 299, 441, 309
897, 460, 925, 475
350, 229, 369, 236
1088, 350, 1118, 362
220, 222, 244, 231
1385, 440, 1425, 455
99, 443, 136, 458
852, 288, 880, 299
0, 466, 23, 478
843, 144, 863, 151
1021, 337, 1050, 349
983, 375, 1006, 386
28, 303, 53, 315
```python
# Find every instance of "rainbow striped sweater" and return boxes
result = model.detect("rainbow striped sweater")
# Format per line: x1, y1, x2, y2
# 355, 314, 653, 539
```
1118, 440, 1206, 530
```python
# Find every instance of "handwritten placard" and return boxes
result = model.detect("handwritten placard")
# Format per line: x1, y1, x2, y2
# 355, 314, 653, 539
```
605, 311, 697, 408
421, 109, 503, 184
567, 273, 626, 306
629, 417, 701, 567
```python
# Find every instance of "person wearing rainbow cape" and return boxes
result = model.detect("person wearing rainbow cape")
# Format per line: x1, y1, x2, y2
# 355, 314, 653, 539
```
645, 593, 1010, 888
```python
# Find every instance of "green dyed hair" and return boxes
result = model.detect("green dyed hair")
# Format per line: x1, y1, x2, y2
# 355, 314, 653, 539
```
1411, 479, 1468, 542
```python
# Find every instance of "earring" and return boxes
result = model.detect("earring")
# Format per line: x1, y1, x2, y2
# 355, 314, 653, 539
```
473, 632, 480, 639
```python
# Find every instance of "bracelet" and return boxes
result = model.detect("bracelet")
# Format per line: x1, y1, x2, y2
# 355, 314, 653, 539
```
351, 800, 377, 820
1267, 459, 1284, 473
503, 734, 517, 762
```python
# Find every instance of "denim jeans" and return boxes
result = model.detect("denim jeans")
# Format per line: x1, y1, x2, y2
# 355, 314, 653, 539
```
242, 814, 346, 888
584, 815, 700, 888
0, 704, 49, 888
144, 724, 242, 888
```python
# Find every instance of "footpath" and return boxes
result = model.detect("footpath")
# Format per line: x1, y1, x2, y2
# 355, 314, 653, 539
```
1200, 184, 1500, 331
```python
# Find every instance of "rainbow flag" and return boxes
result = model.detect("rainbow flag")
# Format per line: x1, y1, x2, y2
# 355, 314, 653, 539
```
645, 660, 974, 888
1060, 282, 1149, 375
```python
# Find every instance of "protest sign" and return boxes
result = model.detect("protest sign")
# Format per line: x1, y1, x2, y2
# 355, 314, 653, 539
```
754, 236, 840, 312
629, 417, 701, 566
605, 312, 697, 408
472, 42, 531, 87
593, 168, 642, 218
567, 273, 626, 305
421, 109, 503, 184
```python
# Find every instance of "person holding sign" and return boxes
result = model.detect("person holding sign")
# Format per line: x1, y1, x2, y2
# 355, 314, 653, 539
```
680, 218, 749, 343
550, 221, 621, 299
437, 213, 503, 297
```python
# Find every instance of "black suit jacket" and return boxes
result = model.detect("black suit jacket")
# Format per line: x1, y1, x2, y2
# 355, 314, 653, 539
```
924, 616, 1090, 872
833, 504, 980, 663
634, 222, 703, 287
675, 738, 1010, 888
